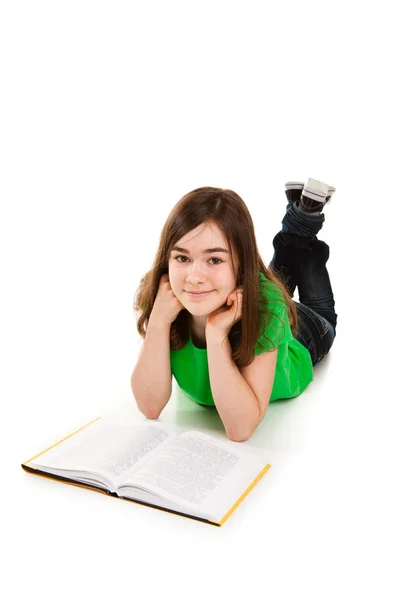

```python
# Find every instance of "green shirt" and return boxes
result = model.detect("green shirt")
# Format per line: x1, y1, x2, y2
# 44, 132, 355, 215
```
170, 272, 313, 405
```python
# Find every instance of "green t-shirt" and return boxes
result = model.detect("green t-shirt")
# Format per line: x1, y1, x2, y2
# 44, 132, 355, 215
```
170, 272, 313, 405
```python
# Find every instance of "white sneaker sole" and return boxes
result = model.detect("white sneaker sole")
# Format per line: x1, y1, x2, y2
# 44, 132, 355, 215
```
285, 180, 336, 196
303, 178, 336, 202
285, 181, 304, 191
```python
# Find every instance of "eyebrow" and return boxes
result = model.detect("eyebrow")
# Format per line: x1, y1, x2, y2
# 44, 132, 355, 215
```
171, 246, 230, 255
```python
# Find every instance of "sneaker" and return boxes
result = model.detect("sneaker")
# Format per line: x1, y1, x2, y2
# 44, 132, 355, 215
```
300, 178, 336, 213
285, 180, 336, 207
325, 184, 336, 204
285, 181, 305, 205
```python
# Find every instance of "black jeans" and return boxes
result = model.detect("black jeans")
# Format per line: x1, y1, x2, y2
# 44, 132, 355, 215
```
269, 202, 337, 366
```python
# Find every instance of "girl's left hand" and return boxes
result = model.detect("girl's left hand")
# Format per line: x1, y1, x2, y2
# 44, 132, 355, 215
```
205, 288, 243, 339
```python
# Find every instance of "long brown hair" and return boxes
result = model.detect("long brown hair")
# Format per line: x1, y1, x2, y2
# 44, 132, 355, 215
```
134, 187, 298, 367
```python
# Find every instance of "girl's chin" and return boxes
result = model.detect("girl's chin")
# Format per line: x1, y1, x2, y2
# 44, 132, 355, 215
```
183, 302, 224, 316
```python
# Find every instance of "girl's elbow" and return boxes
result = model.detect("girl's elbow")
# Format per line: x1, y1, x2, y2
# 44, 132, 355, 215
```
136, 402, 162, 420
227, 433, 250, 442
225, 425, 256, 442
133, 393, 162, 420
225, 411, 266, 442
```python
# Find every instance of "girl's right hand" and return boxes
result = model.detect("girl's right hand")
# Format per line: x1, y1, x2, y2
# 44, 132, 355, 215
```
149, 274, 185, 327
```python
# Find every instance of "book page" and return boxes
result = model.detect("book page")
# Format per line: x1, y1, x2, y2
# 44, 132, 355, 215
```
28, 419, 177, 489
120, 431, 268, 518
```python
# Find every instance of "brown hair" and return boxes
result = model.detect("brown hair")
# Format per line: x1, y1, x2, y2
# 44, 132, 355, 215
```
134, 186, 298, 367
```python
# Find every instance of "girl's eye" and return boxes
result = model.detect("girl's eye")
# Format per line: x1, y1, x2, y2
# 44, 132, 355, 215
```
174, 256, 222, 265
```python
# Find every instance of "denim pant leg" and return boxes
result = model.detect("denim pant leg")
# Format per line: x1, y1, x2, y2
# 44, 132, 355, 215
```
294, 301, 336, 366
269, 202, 338, 365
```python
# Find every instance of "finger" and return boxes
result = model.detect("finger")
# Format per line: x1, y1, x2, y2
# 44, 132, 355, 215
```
232, 288, 242, 299
234, 292, 242, 320
160, 274, 170, 286
229, 289, 241, 304
227, 290, 237, 303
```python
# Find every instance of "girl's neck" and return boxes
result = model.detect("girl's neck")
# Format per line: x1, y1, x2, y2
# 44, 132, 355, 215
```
190, 315, 207, 348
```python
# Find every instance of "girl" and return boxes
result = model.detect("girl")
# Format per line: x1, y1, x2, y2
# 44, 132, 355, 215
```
131, 179, 337, 441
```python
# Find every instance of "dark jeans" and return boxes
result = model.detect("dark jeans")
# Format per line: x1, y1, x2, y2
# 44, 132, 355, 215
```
269, 202, 337, 366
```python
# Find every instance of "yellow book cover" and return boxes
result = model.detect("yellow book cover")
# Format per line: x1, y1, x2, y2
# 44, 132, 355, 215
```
21, 417, 271, 526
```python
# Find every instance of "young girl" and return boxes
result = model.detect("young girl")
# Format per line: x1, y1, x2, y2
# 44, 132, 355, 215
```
131, 179, 337, 441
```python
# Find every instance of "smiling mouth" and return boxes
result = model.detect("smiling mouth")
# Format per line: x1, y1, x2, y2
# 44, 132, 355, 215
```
185, 290, 214, 296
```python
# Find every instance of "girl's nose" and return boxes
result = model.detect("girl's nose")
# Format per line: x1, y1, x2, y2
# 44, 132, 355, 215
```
186, 269, 205, 284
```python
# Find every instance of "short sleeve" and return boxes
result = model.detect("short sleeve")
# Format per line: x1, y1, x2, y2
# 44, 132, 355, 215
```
254, 278, 294, 355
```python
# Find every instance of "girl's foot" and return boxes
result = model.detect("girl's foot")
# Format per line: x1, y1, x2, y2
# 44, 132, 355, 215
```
300, 178, 336, 213
285, 179, 336, 212
285, 181, 304, 205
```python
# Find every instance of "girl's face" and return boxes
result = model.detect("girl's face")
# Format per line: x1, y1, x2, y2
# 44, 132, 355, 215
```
168, 222, 237, 318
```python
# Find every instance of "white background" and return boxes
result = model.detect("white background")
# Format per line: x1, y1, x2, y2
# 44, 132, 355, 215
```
1, 1, 399, 598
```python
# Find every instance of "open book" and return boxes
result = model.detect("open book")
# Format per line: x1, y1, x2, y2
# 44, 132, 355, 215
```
21, 417, 271, 526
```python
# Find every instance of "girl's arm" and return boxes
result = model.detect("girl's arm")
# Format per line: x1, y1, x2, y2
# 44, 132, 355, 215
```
131, 320, 172, 419
206, 331, 277, 441
205, 288, 277, 441
131, 274, 184, 419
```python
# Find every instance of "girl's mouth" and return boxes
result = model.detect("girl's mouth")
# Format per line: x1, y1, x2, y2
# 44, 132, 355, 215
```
186, 290, 214, 299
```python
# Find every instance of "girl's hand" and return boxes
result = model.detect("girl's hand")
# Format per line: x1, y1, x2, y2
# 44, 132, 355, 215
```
205, 288, 243, 339
149, 274, 185, 328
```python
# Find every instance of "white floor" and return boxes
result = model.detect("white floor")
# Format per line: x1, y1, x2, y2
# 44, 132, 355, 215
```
2, 2, 399, 598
